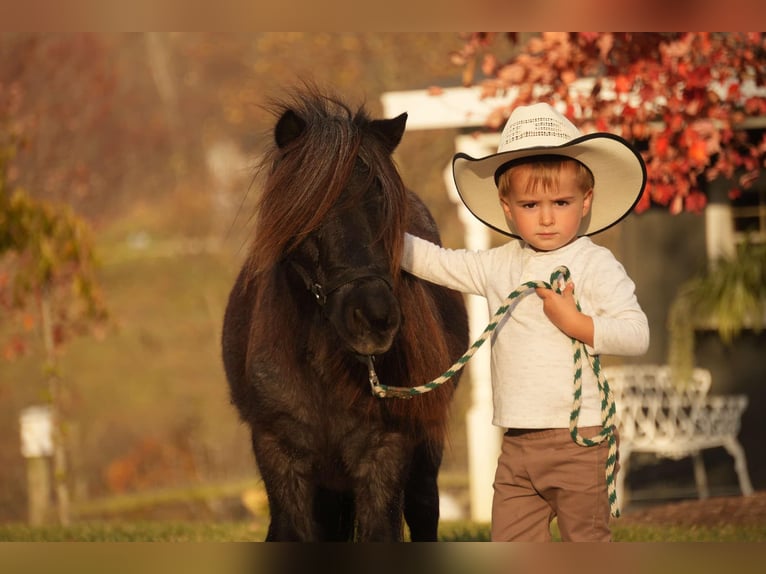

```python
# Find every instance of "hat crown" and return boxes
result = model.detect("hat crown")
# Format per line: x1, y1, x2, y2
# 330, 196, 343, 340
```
498, 103, 582, 153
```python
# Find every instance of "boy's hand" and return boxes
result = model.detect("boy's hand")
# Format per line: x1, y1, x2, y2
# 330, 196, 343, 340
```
535, 282, 594, 346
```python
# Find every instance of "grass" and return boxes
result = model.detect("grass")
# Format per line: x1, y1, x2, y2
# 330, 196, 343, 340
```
609, 523, 766, 542
1, 520, 764, 542
0, 521, 263, 542
70, 479, 263, 518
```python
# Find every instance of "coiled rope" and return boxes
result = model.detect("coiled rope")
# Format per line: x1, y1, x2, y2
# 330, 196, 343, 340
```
367, 265, 621, 517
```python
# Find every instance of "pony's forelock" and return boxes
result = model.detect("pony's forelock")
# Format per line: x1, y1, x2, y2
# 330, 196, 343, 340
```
245, 89, 406, 283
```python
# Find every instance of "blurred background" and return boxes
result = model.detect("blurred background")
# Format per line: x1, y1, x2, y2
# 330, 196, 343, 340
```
0, 32, 485, 523
1, 33, 764, 527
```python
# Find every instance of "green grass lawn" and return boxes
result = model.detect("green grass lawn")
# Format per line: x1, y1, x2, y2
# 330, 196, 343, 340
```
0, 521, 263, 542
1, 520, 764, 542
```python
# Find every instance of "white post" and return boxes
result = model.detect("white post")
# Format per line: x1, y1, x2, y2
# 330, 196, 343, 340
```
380, 90, 507, 522
20, 405, 54, 525
446, 133, 504, 523
705, 203, 736, 263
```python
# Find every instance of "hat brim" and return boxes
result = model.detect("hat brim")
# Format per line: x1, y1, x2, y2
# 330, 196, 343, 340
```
452, 133, 647, 238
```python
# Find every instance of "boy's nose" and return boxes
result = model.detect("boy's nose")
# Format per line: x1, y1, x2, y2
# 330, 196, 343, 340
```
539, 205, 554, 225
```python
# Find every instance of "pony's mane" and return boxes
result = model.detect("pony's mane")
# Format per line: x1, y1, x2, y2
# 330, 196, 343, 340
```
244, 88, 407, 284
240, 88, 459, 447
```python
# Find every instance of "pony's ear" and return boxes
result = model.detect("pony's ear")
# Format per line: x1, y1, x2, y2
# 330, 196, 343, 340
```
370, 112, 407, 153
274, 109, 307, 149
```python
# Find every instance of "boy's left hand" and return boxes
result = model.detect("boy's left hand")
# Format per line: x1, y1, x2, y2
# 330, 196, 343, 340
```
535, 281, 577, 324
535, 282, 594, 346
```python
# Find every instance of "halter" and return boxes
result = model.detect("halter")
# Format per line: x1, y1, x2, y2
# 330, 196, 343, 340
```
289, 259, 393, 307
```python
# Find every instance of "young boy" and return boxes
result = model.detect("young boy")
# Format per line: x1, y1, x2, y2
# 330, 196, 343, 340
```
401, 103, 650, 541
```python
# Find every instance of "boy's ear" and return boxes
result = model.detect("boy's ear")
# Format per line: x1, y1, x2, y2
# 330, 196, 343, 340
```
582, 189, 594, 216
500, 194, 514, 222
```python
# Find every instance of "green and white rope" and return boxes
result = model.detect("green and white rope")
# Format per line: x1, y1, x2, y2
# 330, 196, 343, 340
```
369, 265, 621, 517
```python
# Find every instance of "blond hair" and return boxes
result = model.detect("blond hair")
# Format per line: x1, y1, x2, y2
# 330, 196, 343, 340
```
497, 156, 594, 199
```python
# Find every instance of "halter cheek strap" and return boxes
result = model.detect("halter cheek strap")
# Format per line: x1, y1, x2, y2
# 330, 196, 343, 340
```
289, 260, 393, 307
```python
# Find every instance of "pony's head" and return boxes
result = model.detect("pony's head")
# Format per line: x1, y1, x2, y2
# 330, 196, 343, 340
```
247, 89, 409, 357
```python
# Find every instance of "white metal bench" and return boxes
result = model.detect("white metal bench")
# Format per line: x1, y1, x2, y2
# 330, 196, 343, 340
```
602, 364, 754, 506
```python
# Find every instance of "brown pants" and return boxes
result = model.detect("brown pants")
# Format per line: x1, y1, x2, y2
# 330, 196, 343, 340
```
491, 426, 614, 542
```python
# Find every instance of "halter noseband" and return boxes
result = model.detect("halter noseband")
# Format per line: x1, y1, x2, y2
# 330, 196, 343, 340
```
289, 260, 393, 306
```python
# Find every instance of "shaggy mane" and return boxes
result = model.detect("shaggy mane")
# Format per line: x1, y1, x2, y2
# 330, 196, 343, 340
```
244, 87, 406, 284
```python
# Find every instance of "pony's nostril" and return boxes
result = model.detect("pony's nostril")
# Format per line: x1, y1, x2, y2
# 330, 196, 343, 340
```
353, 303, 397, 332
353, 307, 368, 329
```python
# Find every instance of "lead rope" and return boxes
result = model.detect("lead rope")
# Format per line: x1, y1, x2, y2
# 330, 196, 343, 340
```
368, 265, 621, 517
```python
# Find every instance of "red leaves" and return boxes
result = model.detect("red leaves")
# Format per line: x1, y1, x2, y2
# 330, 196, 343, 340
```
614, 75, 632, 94
2, 335, 28, 361
684, 191, 708, 214
654, 135, 670, 158
744, 96, 766, 116
105, 436, 199, 494
453, 32, 766, 216
689, 140, 708, 165
634, 187, 652, 214
651, 182, 677, 207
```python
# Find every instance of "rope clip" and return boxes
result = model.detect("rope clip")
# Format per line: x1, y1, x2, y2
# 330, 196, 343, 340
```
367, 355, 382, 397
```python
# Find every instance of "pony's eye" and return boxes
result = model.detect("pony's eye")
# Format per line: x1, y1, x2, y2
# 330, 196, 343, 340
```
365, 188, 383, 207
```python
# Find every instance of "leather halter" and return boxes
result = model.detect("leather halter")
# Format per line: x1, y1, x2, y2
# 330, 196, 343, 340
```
289, 260, 393, 306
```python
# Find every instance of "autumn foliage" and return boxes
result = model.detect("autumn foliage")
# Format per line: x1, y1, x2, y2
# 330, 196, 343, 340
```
451, 33, 766, 215
1, 88, 107, 363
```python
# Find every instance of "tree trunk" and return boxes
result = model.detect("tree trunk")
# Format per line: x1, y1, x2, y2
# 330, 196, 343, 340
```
40, 285, 71, 526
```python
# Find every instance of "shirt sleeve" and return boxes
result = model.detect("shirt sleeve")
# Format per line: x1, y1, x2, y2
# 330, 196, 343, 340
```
585, 251, 650, 357
401, 232, 489, 296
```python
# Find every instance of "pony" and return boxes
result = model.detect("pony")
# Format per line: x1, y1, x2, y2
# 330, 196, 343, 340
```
221, 87, 468, 541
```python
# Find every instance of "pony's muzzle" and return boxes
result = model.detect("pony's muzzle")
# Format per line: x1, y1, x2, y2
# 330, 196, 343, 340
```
336, 279, 401, 356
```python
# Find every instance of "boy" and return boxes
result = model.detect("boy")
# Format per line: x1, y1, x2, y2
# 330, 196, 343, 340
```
402, 103, 650, 541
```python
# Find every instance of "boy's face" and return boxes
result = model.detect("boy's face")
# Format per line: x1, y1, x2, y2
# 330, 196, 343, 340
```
499, 162, 593, 252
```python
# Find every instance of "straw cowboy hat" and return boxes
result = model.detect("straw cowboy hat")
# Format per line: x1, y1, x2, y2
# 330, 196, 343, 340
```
452, 102, 647, 237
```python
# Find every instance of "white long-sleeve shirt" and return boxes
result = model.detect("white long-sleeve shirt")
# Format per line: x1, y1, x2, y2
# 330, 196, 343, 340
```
402, 234, 649, 429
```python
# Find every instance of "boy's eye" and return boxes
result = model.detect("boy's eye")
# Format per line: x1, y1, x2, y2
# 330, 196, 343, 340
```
555, 200, 570, 206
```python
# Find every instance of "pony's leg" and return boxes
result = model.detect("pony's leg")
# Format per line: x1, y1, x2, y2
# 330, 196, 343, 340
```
403, 440, 443, 541
314, 488, 355, 541
251, 431, 318, 541
349, 434, 409, 541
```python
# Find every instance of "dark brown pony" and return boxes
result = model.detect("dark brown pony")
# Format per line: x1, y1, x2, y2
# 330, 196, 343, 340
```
221, 88, 468, 541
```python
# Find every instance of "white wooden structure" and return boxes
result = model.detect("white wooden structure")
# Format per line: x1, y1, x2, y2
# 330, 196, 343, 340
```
382, 88, 507, 522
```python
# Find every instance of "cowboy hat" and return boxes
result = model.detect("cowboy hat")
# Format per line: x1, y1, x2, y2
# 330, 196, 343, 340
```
452, 102, 647, 237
